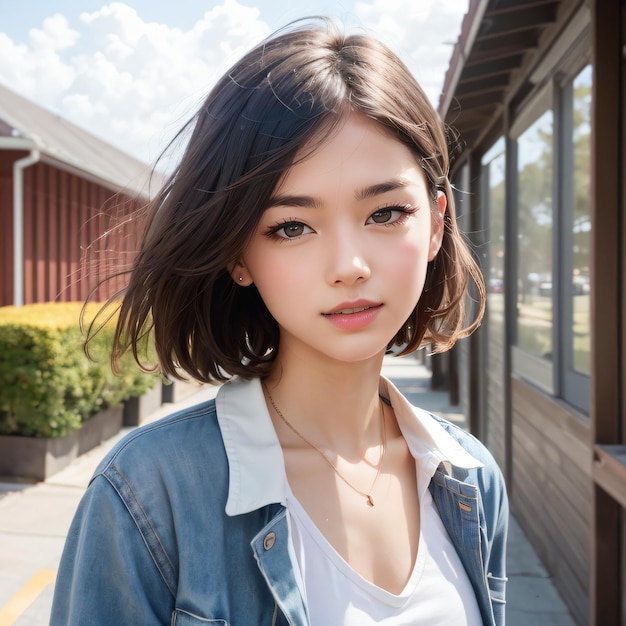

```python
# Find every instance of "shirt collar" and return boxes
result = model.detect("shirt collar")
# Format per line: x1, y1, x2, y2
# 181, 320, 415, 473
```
378, 376, 483, 476
216, 376, 483, 517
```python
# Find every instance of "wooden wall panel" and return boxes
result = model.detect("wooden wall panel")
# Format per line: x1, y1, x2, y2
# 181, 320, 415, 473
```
22, 168, 34, 305
486, 303, 506, 470
58, 171, 69, 302
68, 176, 79, 302
0, 178, 13, 306
96, 187, 108, 300
78, 178, 89, 301
47, 168, 59, 301
512, 377, 592, 625
85, 186, 100, 302
34, 164, 47, 303
513, 457, 589, 621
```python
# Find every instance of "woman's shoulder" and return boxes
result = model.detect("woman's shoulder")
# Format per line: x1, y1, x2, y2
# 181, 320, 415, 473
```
92, 398, 227, 487
427, 413, 486, 453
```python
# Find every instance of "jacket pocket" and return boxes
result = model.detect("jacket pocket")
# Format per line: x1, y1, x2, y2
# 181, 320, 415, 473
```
172, 609, 228, 625
487, 573, 507, 604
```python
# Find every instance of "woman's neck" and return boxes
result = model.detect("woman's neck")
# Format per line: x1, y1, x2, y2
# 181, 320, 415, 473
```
263, 349, 387, 457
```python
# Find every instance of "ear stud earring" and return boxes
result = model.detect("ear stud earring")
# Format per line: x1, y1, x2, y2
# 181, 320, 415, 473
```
238, 276, 244, 282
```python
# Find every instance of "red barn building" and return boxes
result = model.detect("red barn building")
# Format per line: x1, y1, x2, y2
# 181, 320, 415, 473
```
0, 83, 156, 306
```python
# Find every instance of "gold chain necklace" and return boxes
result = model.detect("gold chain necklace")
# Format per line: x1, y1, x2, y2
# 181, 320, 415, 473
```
263, 384, 386, 507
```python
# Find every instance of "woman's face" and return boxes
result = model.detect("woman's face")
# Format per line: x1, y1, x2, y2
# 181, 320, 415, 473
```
238, 113, 445, 366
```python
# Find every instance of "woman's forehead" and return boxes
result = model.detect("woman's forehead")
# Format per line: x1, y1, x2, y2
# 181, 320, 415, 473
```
270, 113, 428, 201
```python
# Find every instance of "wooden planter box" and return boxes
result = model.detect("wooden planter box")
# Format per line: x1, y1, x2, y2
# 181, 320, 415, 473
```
123, 384, 163, 427
0, 405, 123, 482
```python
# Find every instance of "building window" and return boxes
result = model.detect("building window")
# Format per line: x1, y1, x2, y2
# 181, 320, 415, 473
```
515, 109, 554, 361
510, 61, 591, 411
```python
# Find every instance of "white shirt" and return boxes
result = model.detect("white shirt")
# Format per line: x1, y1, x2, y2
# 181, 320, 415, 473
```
287, 446, 483, 625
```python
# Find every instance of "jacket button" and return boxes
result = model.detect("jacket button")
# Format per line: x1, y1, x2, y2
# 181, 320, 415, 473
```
263, 532, 276, 550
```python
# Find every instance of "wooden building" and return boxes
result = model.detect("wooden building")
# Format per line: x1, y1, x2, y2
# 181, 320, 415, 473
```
0, 83, 154, 306
439, 1, 624, 623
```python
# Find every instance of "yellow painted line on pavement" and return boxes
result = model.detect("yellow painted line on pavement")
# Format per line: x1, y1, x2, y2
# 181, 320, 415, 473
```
0, 570, 57, 626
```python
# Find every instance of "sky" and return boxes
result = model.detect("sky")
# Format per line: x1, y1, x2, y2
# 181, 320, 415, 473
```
0, 0, 469, 165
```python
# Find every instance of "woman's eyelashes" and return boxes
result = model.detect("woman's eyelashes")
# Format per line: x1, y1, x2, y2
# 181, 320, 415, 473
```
264, 204, 419, 241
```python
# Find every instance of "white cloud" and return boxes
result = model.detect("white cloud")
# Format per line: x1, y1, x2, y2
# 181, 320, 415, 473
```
69, 1, 271, 162
0, 1, 270, 164
354, 0, 467, 105
29, 13, 80, 51
0, 0, 466, 164
0, 15, 78, 101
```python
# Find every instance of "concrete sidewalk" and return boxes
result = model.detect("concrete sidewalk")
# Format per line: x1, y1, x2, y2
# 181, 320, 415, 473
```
0, 354, 575, 625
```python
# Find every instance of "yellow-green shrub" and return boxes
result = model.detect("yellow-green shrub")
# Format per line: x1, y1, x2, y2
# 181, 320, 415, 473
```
0, 302, 158, 438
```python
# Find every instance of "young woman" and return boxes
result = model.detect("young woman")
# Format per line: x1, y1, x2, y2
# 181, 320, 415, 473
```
51, 18, 508, 626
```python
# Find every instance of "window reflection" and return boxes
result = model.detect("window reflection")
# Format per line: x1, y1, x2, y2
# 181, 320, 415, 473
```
570, 65, 591, 375
516, 110, 553, 359
484, 141, 505, 341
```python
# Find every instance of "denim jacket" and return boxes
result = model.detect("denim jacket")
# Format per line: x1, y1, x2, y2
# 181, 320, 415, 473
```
50, 377, 508, 626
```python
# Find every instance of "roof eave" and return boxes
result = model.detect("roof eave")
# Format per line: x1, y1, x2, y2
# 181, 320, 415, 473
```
438, 0, 492, 119
0, 132, 154, 198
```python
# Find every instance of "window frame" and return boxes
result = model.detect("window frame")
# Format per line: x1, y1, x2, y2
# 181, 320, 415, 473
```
508, 38, 592, 413
558, 62, 592, 412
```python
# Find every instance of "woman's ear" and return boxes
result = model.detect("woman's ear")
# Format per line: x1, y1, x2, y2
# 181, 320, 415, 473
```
428, 191, 447, 261
228, 261, 253, 286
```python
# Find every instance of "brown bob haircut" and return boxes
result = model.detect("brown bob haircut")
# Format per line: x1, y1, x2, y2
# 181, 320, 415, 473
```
102, 17, 485, 383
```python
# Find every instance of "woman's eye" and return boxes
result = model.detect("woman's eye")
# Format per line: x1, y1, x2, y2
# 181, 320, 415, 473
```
369, 209, 394, 224
270, 221, 313, 239
366, 206, 413, 225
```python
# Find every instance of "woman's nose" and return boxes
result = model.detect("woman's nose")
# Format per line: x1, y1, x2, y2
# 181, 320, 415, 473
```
325, 232, 372, 285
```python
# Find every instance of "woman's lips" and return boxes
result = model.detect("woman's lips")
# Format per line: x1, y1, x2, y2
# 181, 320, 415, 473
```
323, 300, 381, 315
322, 303, 383, 330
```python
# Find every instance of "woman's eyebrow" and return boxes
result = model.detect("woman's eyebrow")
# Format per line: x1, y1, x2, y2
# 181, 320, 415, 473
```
267, 179, 410, 209
355, 179, 409, 200
265, 194, 320, 209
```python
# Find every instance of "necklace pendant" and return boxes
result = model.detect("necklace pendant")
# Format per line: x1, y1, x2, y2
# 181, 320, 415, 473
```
367, 494, 375, 507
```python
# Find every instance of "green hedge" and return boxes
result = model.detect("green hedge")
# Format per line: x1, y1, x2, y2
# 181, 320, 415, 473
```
0, 302, 158, 438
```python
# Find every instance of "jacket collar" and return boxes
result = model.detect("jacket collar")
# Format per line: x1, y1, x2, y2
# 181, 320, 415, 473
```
216, 376, 482, 517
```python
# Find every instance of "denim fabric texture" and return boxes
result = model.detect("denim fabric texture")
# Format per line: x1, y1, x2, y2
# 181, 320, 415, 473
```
50, 377, 508, 626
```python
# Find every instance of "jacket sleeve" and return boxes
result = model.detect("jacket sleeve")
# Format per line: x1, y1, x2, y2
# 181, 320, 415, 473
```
49, 473, 174, 625
480, 456, 509, 626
